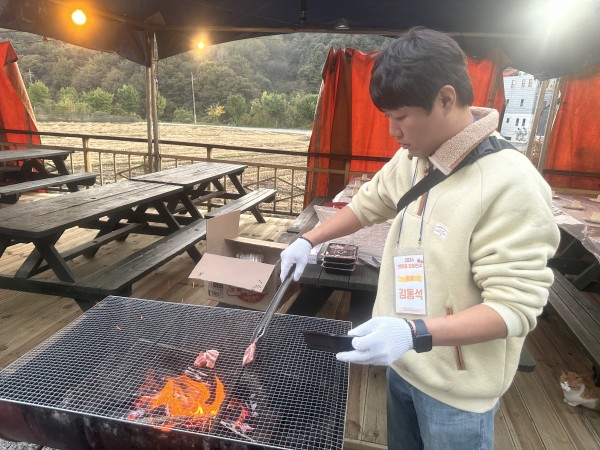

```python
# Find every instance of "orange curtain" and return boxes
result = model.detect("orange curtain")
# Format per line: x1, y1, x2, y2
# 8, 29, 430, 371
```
305, 47, 506, 202
306, 49, 398, 202
544, 72, 600, 190
0, 41, 40, 150
467, 50, 506, 116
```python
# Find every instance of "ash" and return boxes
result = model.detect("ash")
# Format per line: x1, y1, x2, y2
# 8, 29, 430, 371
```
0, 440, 57, 450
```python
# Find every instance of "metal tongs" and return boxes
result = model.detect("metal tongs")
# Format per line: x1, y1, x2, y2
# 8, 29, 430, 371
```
242, 266, 295, 366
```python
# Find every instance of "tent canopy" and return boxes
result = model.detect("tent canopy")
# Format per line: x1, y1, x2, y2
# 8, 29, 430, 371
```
0, 0, 599, 78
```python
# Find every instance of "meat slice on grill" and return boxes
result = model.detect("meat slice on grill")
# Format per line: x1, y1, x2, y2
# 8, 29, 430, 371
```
194, 349, 220, 368
242, 340, 257, 366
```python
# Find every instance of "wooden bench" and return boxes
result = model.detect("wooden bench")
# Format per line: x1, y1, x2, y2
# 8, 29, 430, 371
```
547, 268, 600, 384
204, 188, 276, 223
73, 218, 206, 306
0, 172, 98, 204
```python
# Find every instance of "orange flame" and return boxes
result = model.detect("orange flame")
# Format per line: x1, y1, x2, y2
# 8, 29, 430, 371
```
129, 373, 225, 431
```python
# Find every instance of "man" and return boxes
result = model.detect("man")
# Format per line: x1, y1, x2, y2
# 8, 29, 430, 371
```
280, 28, 559, 449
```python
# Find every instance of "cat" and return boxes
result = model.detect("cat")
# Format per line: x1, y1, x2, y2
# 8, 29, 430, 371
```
559, 371, 600, 411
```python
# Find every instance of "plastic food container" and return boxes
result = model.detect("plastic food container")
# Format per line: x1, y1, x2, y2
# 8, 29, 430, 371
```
322, 242, 358, 274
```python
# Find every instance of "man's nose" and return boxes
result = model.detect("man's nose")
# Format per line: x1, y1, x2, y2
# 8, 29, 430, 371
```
389, 121, 402, 138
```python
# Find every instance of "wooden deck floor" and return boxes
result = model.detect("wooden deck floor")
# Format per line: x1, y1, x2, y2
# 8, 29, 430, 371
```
0, 195, 599, 449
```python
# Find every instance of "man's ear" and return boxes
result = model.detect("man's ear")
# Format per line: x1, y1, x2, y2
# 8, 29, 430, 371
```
438, 85, 457, 110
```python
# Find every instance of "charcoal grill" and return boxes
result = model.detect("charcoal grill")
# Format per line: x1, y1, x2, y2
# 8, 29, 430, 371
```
0, 296, 350, 450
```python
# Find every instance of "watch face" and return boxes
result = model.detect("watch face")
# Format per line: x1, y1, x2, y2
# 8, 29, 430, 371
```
415, 334, 432, 353
413, 319, 432, 353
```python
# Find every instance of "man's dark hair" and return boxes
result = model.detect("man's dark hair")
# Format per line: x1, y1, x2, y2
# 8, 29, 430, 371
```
370, 27, 474, 112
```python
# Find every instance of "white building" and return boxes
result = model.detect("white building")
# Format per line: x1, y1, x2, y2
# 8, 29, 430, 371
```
500, 71, 537, 142
500, 70, 554, 142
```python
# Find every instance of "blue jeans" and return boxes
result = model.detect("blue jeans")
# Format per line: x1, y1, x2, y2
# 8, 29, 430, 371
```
387, 367, 499, 450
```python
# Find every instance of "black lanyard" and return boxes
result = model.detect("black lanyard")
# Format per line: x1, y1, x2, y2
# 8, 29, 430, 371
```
395, 136, 515, 214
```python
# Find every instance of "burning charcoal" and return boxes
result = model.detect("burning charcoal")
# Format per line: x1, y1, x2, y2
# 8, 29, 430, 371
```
128, 373, 226, 431
194, 349, 219, 368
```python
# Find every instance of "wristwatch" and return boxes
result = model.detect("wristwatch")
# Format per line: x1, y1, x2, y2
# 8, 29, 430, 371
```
409, 319, 432, 353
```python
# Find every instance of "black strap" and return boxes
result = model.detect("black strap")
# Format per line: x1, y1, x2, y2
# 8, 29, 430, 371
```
396, 136, 516, 213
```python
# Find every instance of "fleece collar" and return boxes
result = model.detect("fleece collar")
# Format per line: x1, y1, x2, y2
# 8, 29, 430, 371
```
428, 107, 499, 176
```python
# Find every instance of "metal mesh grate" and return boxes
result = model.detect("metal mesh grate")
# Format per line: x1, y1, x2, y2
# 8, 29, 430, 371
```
0, 296, 350, 450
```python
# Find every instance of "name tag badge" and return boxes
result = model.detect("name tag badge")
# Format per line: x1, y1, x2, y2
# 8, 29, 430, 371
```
394, 250, 426, 315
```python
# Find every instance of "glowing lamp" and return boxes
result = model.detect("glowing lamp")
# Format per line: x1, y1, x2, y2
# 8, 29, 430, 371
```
197, 41, 206, 50
71, 9, 87, 26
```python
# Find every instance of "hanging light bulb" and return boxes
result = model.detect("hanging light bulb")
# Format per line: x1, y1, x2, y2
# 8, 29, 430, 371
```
71, 9, 87, 25
197, 41, 206, 50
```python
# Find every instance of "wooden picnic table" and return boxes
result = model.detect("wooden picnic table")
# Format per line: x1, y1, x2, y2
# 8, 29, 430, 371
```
0, 149, 71, 181
0, 148, 97, 203
0, 178, 206, 307
0, 160, 280, 308
546, 191, 600, 378
132, 162, 274, 223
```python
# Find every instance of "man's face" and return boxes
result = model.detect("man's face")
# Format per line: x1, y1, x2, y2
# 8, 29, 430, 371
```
383, 101, 450, 159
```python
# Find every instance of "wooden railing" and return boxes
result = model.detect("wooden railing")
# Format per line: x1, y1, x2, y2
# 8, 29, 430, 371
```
0, 128, 390, 216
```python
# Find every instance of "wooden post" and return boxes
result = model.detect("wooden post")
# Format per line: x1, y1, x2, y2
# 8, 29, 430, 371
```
526, 79, 549, 160
149, 34, 161, 172
537, 77, 564, 174
82, 137, 92, 173
145, 65, 153, 173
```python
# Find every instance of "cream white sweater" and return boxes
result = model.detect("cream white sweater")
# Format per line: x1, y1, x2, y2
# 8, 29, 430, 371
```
349, 107, 560, 412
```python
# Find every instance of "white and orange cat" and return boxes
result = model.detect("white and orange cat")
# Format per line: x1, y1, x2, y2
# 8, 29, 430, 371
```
559, 371, 600, 411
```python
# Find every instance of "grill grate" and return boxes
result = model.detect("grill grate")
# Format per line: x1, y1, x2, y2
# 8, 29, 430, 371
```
0, 296, 350, 450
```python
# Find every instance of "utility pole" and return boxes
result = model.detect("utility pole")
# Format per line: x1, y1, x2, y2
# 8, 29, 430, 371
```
28, 69, 33, 84
191, 72, 197, 124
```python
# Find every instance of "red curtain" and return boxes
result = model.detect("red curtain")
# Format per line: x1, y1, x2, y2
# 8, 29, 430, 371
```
305, 47, 506, 202
467, 49, 507, 116
306, 49, 397, 202
543, 71, 600, 190
0, 41, 40, 150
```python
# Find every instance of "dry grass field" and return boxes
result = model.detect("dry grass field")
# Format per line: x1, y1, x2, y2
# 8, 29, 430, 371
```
37, 121, 312, 153
35, 121, 313, 213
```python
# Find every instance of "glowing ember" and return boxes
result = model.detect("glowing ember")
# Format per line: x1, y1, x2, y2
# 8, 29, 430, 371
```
127, 371, 225, 431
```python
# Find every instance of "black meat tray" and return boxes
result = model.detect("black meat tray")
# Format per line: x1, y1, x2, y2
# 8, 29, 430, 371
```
322, 243, 358, 264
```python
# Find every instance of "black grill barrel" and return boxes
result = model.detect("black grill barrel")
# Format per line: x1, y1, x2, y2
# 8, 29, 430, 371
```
0, 296, 350, 450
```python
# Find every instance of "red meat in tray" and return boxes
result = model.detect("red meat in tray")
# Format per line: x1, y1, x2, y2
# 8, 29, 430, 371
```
322, 242, 358, 264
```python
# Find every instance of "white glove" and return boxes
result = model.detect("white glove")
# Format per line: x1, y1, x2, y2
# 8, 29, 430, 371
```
336, 317, 414, 365
280, 237, 312, 282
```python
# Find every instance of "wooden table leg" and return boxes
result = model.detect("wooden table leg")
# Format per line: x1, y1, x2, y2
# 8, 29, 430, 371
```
227, 173, 248, 195
153, 200, 202, 262
15, 233, 61, 278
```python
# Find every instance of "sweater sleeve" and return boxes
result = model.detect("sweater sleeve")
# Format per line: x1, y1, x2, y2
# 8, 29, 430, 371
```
349, 150, 407, 226
469, 154, 560, 338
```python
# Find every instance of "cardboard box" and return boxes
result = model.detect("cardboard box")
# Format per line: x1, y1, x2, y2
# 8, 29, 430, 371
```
189, 211, 288, 310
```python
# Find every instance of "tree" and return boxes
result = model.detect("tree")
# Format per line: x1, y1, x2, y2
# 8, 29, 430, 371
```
57, 86, 78, 102
27, 80, 51, 107
116, 84, 141, 115
82, 87, 113, 113
291, 93, 318, 127
172, 107, 194, 123
224, 94, 247, 123
157, 94, 167, 118
205, 103, 225, 123
260, 91, 287, 127
54, 96, 91, 120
